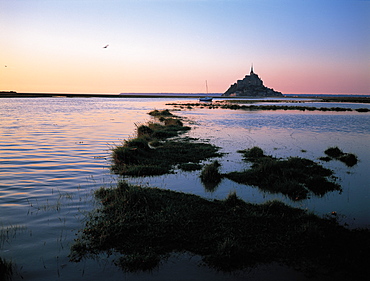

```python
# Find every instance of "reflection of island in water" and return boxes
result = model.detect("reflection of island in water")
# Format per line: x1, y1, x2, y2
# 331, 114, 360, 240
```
222, 66, 283, 97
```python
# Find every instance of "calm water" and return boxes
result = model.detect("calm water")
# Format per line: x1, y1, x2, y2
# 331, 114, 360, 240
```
1, 97, 369, 280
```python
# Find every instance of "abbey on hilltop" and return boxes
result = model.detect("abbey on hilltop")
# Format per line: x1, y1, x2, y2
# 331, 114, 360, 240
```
222, 66, 283, 97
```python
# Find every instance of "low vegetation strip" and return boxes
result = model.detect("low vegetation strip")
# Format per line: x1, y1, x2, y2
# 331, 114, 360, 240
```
167, 102, 370, 112
224, 147, 341, 200
111, 110, 221, 176
70, 181, 370, 278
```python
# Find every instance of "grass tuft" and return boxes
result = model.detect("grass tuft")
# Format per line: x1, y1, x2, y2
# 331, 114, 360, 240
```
178, 162, 202, 171
0, 257, 13, 281
324, 147, 344, 158
200, 161, 223, 191
338, 153, 358, 167
148, 109, 173, 117
324, 146, 358, 167
137, 125, 153, 138
200, 161, 222, 182
238, 146, 265, 159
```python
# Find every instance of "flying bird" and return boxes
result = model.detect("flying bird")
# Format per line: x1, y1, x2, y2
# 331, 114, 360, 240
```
103, 44, 109, 48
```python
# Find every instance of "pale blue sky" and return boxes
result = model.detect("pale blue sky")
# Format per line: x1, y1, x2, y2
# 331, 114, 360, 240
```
1, 0, 369, 94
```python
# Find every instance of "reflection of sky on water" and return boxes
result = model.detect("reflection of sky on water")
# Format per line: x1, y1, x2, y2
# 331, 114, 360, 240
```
187, 109, 370, 134
132, 108, 370, 229
0, 98, 369, 280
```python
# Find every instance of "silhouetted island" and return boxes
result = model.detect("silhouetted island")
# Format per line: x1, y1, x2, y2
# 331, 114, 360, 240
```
222, 66, 283, 97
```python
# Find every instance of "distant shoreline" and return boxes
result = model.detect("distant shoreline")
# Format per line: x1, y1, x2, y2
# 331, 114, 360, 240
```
1, 92, 369, 103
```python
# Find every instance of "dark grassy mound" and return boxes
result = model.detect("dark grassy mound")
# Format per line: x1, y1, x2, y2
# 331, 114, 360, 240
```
148, 109, 174, 117
111, 110, 221, 176
178, 162, 202, 171
200, 160, 222, 191
200, 160, 222, 182
323, 146, 358, 167
238, 146, 266, 159
112, 137, 221, 176
338, 153, 358, 167
70, 182, 370, 279
324, 147, 344, 158
355, 108, 370, 112
225, 147, 341, 200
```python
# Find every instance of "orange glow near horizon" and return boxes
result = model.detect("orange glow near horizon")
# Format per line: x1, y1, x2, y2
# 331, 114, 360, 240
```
1, 1, 369, 95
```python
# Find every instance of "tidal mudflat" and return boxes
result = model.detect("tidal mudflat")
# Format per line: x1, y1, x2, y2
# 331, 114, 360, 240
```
1, 97, 369, 280
69, 108, 369, 279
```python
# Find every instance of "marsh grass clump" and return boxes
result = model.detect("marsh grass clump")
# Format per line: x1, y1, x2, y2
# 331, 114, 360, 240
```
0, 257, 13, 281
238, 146, 265, 160
148, 109, 173, 117
324, 147, 344, 158
70, 182, 370, 278
223, 191, 244, 207
164, 118, 183, 127
200, 161, 222, 182
324, 147, 358, 167
137, 125, 153, 138
147, 122, 190, 139
111, 110, 221, 176
112, 138, 150, 166
112, 139, 221, 176
338, 153, 358, 167
178, 162, 202, 171
200, 161, 223, 191
124, 137, 151, 151
355, 108, 370, 112
225, 148, 341, 200
319, 156, 332, 162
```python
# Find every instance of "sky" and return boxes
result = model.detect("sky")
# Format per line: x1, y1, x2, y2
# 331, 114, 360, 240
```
1, 0, 369, 95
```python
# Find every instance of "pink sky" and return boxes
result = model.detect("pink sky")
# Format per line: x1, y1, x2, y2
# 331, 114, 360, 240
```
1, 0, 369, 95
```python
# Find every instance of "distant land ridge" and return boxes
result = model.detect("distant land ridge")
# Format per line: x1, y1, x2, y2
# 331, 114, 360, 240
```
222, 66, 283, 97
